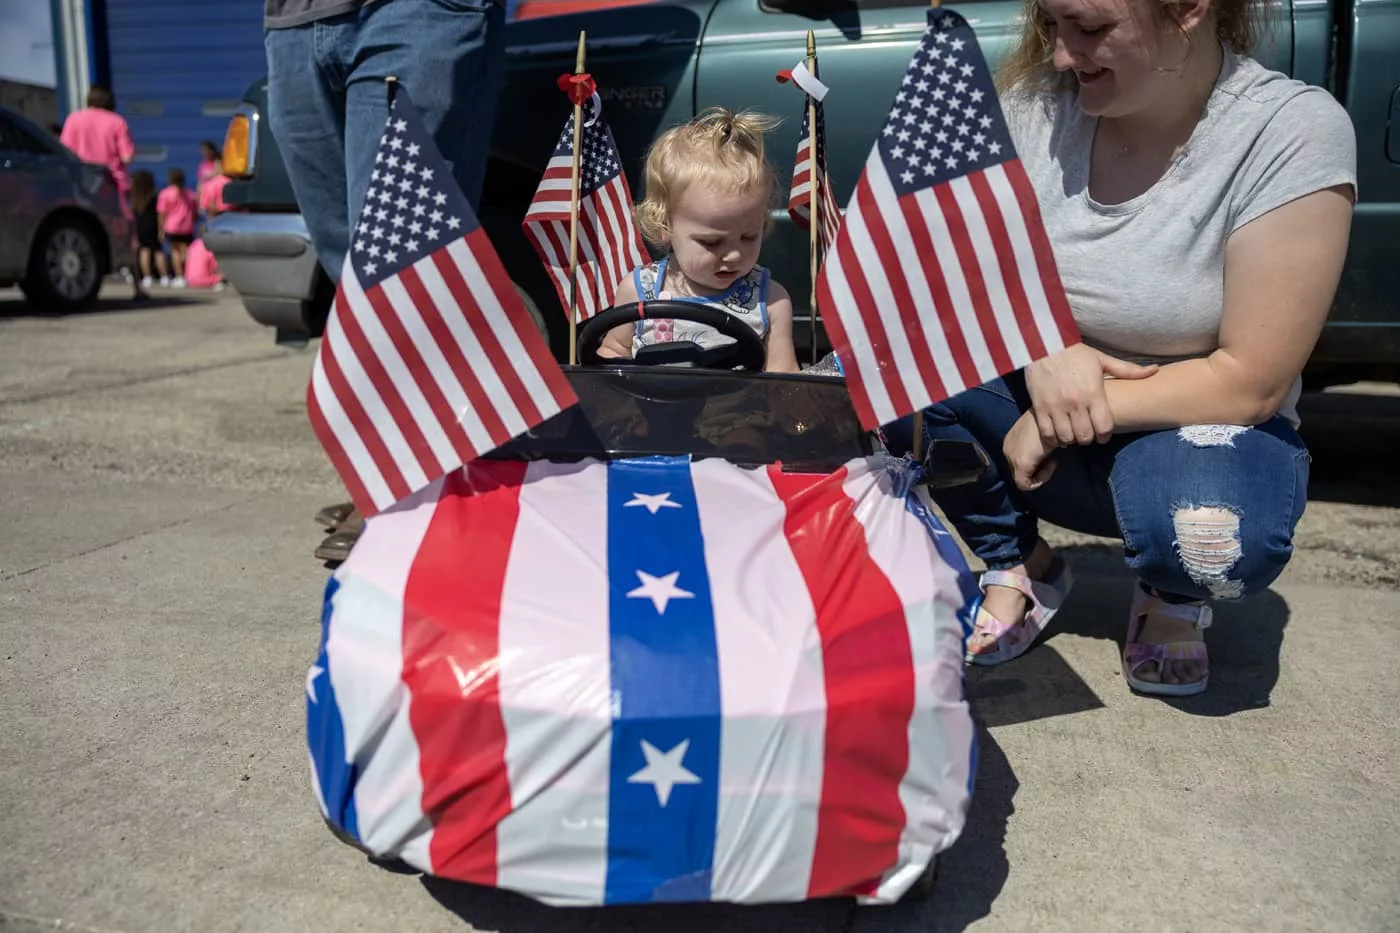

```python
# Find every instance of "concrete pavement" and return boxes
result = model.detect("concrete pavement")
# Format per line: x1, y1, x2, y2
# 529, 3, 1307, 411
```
2, 287, 1397, 932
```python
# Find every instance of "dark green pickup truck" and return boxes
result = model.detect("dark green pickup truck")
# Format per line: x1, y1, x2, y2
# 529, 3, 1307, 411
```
206, 0, 1400, 387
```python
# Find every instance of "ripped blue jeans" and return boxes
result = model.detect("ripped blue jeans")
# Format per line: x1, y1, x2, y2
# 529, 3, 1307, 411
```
883, 372, 1311, 603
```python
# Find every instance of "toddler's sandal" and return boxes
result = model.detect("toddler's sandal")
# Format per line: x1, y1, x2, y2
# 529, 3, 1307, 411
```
1122, 588, 1213, 696
966, 555, 1073, 666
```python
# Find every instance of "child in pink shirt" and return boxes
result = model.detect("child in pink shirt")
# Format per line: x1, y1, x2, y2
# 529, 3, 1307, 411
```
157, 168, 198, 287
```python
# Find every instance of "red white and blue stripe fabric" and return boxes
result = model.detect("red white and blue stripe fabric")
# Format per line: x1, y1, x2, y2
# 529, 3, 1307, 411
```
307, 454, 978, 906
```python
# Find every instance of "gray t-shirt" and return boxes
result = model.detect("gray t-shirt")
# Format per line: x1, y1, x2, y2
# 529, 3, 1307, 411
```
1002, 48, 1357, 427
265, 0, 381, 29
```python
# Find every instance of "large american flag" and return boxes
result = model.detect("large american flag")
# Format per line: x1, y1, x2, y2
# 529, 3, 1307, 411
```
815, 7, 1080, 431
788, 58, 843, 256
306, 85, 578, 517
523, 101, 649, 322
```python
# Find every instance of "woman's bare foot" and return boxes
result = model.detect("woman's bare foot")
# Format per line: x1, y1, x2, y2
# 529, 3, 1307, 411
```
968, 538, 1057, 656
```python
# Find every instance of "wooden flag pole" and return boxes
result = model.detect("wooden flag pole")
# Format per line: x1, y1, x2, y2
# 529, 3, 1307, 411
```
805, 30, 821, 367
566, 31, 587, 366
911, 0, 940, 462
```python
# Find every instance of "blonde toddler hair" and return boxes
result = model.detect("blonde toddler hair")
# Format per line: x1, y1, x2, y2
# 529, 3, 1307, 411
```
634, 106, 781, 245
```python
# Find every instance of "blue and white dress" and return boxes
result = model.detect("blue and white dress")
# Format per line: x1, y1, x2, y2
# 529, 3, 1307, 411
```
630, 256, 770, 354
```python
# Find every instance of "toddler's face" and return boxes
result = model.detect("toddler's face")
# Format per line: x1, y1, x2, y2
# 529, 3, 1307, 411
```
664, 184, 768, 293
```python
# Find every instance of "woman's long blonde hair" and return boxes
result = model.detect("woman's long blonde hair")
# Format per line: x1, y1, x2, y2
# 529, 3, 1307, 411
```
994, 0, 1271, 93
634, 106, 781, 245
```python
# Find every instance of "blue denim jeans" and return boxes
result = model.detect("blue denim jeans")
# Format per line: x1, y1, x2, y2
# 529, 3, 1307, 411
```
264, 0, 506, 281
884, 372, 1311, 603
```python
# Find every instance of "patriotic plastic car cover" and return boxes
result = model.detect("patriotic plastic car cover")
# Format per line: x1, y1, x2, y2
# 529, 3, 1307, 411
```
306, 453, 980, 906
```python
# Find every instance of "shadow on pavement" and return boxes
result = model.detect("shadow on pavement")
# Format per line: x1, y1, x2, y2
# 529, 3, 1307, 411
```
1045, 548, 1289, 716
0, 292, 210, 319
419, 731, 1021, 933
1297, 390, 1400, 508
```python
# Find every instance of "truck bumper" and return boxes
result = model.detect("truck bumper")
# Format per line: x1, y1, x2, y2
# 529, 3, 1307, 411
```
205, 211, 327, 337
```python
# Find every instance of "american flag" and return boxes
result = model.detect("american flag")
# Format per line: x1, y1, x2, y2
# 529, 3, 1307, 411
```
814, 7, 1080, 431
523, 100, 649, 322
306, 84, 578, 517
788, 59, 843, 256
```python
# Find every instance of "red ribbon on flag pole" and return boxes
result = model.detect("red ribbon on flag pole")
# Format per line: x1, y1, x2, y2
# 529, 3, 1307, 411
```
556, 72, 597, 105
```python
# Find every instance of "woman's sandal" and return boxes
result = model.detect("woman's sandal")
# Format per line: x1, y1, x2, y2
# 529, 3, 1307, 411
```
1122, 585, 1213, 697
965, 555, 1073, 666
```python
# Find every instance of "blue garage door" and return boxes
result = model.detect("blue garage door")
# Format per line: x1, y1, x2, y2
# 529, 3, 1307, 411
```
101, 0, 267, 188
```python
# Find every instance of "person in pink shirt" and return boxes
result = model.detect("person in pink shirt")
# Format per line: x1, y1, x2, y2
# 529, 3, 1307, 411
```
156, 168, 198, 287
59, 84, 148, 299
60, 85, 135, 200
196, 141, 221, 207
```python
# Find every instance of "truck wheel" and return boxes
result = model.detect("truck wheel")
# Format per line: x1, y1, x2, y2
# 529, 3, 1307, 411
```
22, 216, 105, 313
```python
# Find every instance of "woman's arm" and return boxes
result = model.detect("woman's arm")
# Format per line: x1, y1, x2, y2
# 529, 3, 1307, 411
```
1103, 185, 1354, 431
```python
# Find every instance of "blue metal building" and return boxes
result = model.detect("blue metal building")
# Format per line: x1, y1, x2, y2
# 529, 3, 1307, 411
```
51, 0, 268, 189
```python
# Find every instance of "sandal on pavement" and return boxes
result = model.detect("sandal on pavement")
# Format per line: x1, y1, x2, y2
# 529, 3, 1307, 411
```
1122, 585, 1212, 697
966, 555, 1073, 666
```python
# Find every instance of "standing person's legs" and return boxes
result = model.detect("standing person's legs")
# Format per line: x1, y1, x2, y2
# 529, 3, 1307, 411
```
265, 21, 352, 281
265, 16, 359, 554
273, 0, 508, 561
341, 0, 507, 225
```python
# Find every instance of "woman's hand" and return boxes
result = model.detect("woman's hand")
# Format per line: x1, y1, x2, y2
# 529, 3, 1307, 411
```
1004, 411, 1060, 491
1024, 344, 1158, 445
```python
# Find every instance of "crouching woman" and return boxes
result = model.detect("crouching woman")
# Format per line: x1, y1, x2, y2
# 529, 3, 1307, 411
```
886, 0, 1357, 696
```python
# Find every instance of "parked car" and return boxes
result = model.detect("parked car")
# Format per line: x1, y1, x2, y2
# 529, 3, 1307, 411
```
0, 104, 137, 312
207, 0, 1400, 387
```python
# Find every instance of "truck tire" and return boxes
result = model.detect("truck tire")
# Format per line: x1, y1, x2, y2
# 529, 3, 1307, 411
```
21, 215, 106, 313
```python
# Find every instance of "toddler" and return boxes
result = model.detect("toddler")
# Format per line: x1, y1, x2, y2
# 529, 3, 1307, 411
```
598, 107, 799, 373
157, 167, 198, 287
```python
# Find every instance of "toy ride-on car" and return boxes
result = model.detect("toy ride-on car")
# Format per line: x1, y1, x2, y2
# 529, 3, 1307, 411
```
305, 300, 982, 909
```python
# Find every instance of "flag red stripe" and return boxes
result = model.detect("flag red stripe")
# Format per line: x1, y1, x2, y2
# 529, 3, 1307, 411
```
337, 285, 440, 482
968, 170, 1047, 361
855, 186, 941, 407
1004, 161, 1079, 347
399, 264, 511, 443
404, 460, 529, 883
898, 190, 980, 392
852, 175, 914, 417
363, 279, 478, 469
768, 465, 914, 900
317, 301, 412, 505
305, 359, 376, 514
932, 184, 1014, 376
431, 242, 542, 433
469, 228, 576, 409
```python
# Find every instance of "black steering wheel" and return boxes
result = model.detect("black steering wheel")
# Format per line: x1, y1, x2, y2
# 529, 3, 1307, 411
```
576, 300, 768, 372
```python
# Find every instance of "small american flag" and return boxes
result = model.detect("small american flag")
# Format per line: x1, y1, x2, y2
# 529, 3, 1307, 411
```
307, 84, 578, 517
523, 100, 649, 322
788, 59, 843, 255
814, 7, 1080, 431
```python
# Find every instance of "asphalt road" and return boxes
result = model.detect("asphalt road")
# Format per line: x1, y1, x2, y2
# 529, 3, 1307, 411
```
2, 285, 1398, 932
